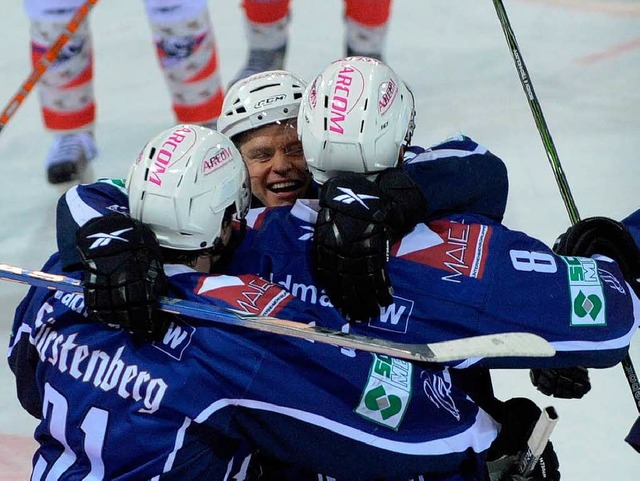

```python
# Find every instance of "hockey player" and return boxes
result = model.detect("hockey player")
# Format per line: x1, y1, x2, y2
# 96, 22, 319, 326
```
25, 0, 224, 184
217, 70, 315, 207
232, 0, 392, 84
9, 124, 537, 481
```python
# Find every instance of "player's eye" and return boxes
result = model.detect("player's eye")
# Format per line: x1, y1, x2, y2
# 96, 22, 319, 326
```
246, 150, 273, 164
285, 143, 304, 157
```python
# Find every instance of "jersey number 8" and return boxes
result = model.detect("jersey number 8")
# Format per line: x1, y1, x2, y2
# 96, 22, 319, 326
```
509, 249, 557, 273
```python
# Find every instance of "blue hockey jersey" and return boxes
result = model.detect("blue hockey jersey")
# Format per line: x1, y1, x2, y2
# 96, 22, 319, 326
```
9, 255, 498, 481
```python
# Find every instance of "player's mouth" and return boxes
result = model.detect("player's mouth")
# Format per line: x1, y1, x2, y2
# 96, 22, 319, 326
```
268, 180, 305, 194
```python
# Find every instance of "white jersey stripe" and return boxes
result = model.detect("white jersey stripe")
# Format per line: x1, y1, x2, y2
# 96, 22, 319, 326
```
64, 186, 103, 228
194, 399, 498, 456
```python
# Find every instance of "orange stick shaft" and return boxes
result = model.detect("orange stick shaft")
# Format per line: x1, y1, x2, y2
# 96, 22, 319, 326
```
0, 0, 100, 132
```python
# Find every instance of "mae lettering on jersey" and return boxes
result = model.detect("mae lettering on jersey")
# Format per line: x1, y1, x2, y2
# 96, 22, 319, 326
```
392, 220, 493, 283
195, 274, 293, 317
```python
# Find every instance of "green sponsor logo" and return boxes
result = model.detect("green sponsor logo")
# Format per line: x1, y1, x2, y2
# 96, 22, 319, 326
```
364, 385, 403, 420
562, 257, 606, 326
356, 354, 412, 430
574, 291, 603, 320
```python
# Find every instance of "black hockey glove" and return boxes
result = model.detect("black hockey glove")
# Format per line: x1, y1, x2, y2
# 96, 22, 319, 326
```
314, 173, 393, 320
76, 214, 169, 341
529, 366, 591, 399
487, 398, 543, 459
313, 171, 427, 320
554, 216, 640, 293
487, 398, 560, 481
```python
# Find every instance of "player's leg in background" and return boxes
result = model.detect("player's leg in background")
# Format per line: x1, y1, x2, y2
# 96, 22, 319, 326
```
230, 0, 289, 86
24, 0, 98, 185
344, 0, 391, 61
143, 0, 224, 129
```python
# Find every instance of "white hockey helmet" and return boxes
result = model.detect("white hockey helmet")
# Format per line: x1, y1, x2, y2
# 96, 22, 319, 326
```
127, 124, 251, 251
218, 70, 307, 140
298, 57, 416, 184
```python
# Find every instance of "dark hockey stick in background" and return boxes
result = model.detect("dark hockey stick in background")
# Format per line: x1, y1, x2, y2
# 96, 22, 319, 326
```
0, 0, 100, 134
0, 262, 555, 364
491, 0, 579, 225
491, 0, 640, 415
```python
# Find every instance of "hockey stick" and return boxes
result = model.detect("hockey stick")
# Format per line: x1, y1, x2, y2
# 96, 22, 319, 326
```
0, 262, 555, 363
491, 0, 640, 414
0, 0, 99, 134
491, 0, 579, 224
518, 406, 559, 476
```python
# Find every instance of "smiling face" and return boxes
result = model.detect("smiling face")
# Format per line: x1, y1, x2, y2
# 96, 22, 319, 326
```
236, 120, 312, 207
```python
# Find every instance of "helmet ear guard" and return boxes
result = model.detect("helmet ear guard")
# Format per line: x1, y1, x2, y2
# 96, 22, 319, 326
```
127, 124, 251, 251
297, 56, 416, 184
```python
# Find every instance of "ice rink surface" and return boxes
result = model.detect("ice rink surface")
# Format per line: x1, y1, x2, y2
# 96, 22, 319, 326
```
1, 0, 639, 479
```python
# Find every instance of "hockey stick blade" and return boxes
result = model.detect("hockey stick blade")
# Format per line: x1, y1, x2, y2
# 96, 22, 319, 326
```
0, 262, 555, 363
